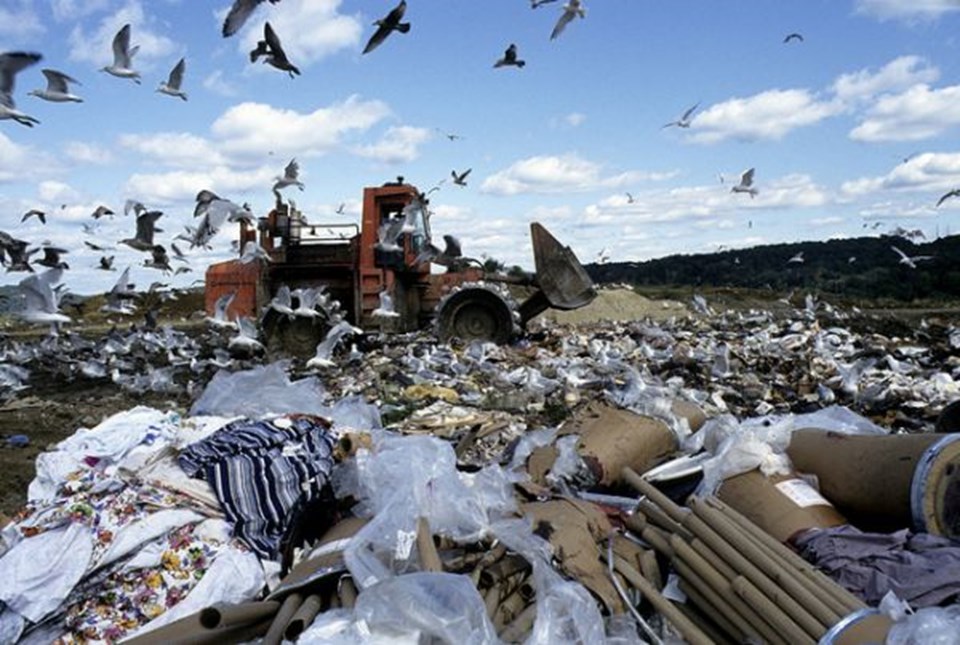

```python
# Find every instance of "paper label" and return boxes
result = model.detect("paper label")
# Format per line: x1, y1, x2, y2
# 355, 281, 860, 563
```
775, 478, 832, 508
395, 530, 416, 560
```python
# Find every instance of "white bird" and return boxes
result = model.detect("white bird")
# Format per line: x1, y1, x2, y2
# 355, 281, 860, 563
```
291, 286, 325, 317
267, 284, 296, 318
788, 251, 804, 264
306, 320, 362, 369
731, 168, 758, 198
0, 51, 42, 127
29, 68, 83, 103
157, 57, 187, 100
101, 267, 138, 315
223, 0, 281, 38
273, 159, 304, 192
124, 198, 146, 217
891, 245, 934, 269
228, 316, 264, 354
239, 240, 271, 264
17, 267, 70, 326
206, 291, 237, 328
372, 289, 401, 318
101, 24, 141, 83
663, 102, 698, 128
550, 0, 586, 40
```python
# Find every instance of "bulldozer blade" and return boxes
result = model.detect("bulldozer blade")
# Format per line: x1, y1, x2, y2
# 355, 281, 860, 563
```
529, 222, 597, 311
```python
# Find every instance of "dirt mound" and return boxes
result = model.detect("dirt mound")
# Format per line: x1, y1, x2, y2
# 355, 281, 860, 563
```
536, 287, 689, 324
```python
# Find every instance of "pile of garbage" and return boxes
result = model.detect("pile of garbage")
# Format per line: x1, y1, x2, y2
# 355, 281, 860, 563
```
0, 298, 959, 643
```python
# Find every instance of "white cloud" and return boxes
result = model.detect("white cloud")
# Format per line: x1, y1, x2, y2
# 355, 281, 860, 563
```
832, 56, 939, 103
0, 1, 43, 39
37, 180, 82, 205
64, 141, 114, 165
211, 96, 391, 157
67, 1, 178, 67
352, 126, 431, 164
51, 0, 111, 22
202, 70, 239, 98
690, 89, 841, 143
841, 152, 960, 196
0, 133, 33, 182
855, 0, 960, 20
123, 166, 276, 204
849, 84, 960, 141
481, 154, 659, 195
236, 0, 362, 68
119, 132, 230, 168
809, 216, 846, 226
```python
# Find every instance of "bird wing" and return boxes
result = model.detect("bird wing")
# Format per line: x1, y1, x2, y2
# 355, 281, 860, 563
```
284, 158, 299, 180
135, 211, 163, 244
264, 21, 286, 56
740, 168, 755, 187
113, 24, 133, 66
167, 58, 185, 89
42, 68, 78, 92
442, 234, 462, 257
223, 0, 267, 37
890, 245, 908, 261
681, 102, 699, 121
363, 24, 391, 54
505, 44, 517, 62
550, 10, 575, 39
936, 189, 959, 207
124, 198, 144, 216
0, 52, 42, 97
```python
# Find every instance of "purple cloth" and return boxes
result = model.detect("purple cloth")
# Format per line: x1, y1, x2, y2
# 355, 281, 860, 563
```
792, 524, 960, 608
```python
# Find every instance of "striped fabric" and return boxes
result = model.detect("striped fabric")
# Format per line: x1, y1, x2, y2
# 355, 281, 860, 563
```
178, 416, 336, 559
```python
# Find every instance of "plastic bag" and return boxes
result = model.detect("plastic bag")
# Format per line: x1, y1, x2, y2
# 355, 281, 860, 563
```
189, 361, 327, 418
887, 604, 960, 645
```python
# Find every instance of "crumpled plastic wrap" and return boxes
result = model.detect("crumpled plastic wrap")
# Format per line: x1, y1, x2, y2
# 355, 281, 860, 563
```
886, 604, 960, 645
189, 361, 328, 418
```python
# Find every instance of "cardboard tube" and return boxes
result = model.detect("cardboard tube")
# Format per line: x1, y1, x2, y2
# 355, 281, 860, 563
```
622, 467, 688, 523
690, 498, 843, 628
670, 536, 785, 645
609, 553, 714, 645
705, 495, 865, 614
575, 407, 678, 487
479, 554, 531, 587
498, 602, 537, 643
673, 591, 740, 645
199, 601, 280, 630
731, 576, 816, 645
125, 615, 273, 645
639, 525, 674, 557
417, 517, 443, 572
283, 594, 323, 641
262, 593, 303, 645
637, 498, 694, 540
338, 576, 358, 609
680, 511, 828, 640
623, 510, 647, 535
674, 560, 752, 643
491, 586, 529, 632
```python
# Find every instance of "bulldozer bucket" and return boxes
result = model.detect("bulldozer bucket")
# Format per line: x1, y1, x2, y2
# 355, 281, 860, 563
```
530, 222, 597, 310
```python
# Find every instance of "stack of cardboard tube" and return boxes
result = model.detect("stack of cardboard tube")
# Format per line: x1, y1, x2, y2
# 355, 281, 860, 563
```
621, 466, 893, 645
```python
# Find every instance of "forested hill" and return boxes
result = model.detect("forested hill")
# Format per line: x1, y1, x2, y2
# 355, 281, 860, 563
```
585, 234, 960, 301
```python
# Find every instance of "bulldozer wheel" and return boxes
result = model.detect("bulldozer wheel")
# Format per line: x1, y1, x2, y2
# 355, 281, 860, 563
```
261, 310, 329, 360
436, 287, 515, 345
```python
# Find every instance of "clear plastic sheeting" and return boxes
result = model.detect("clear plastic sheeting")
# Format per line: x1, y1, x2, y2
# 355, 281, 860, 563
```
887, 604, 960, 645
340, 435, 520, 589
353, 572, 500, 645
189, 361, 327, 418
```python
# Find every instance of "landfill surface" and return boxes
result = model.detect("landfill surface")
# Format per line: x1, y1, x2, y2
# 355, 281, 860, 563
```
0, 286, 959, 643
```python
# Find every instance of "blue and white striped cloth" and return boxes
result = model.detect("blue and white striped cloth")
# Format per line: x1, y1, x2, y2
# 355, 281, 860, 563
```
178, 416, 336, 559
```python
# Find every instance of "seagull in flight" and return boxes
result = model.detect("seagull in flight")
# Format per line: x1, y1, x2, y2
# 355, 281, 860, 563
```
731, 167, 758, 198
21, 209, 46, 224
783, 33, 804, 43
101, 24, 141, 83
663, 102, 699, 128
936, 188, 960, 208
0, 51, 42, 127
451, 168, 471, 186
494, 44, 525, 68
787, 251, 804, 264
222, 0, 282, 38
625, 192, 635, 203
157, 57, 187, 100
891, 245, 933, 269
363, 1, 410, 55
532, 0, 559, 7
273, 158, 305, 192
250, 22, 300, 77
550, 0, 586, 40
29, 69, 82, 103
92, 205, 115, 219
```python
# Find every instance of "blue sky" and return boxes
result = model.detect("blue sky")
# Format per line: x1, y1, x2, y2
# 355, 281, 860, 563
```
3, 0, 960, 295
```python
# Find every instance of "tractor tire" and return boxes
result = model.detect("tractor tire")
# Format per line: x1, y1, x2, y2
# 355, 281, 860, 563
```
435, 286, 516, 345
261, 309, 329, 360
